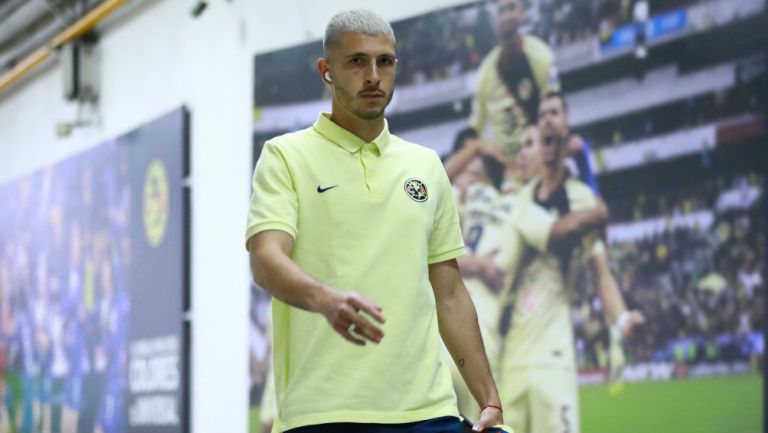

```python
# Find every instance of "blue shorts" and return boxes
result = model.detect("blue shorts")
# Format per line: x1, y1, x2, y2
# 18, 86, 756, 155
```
285, 416, 466, 433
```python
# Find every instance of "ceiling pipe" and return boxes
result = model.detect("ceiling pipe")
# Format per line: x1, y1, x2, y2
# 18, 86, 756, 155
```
0, 1, 51, 46
0, 18, 63, 71
0, 0, 127, 95
42, 0, 73, 25
0, 0, 28, 23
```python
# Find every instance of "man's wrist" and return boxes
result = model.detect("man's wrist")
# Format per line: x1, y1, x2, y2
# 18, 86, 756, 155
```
481, 403, 503, 413
614, 310, 630, 332
310, 284, 339, 315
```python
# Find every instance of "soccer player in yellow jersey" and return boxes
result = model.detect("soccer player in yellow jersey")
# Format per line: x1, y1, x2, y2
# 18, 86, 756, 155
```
469, 0, 560, 160
455, 0, 599, 193
246, 9, 506, 433
498, 96, 645, 433
445, 128, 610, 421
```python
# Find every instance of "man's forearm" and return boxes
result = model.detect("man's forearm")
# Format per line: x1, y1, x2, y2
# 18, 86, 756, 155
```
436, 283, 500, 407
548, 206, 607, 251
250, 231, 386, 346
597, 274, 628, 324
249, 232, 333, 313
591, 254, 627, 324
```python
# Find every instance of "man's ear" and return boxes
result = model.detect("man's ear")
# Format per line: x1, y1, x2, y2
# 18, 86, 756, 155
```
317, 58, 332, 84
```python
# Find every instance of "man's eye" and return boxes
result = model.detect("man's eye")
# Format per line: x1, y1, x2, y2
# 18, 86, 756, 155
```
350, 58, 364, 65
379, 57, 394, 65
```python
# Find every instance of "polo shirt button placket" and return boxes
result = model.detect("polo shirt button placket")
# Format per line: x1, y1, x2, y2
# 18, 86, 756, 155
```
362, 143, 382, 199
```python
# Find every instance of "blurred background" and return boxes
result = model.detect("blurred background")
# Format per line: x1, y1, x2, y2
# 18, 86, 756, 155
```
0, 1, 764, 433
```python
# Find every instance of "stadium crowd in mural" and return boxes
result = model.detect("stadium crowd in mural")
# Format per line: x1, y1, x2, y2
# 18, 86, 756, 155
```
0, 144, 131, 433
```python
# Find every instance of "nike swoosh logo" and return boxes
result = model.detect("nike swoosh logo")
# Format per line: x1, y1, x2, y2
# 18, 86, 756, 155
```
317, 185, 338, 193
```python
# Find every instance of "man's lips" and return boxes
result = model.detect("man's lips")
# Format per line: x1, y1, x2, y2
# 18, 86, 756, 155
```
360, 92, 385, 99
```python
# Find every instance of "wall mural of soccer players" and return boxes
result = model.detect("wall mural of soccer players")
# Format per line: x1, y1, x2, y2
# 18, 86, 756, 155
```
250, 1, 766, 432
0, 108, 190, 433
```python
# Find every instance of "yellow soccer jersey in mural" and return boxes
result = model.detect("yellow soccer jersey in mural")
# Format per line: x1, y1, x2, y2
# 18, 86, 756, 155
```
501, 176, 603, 371
469, 35, 559, 157
452, 182, 555, 419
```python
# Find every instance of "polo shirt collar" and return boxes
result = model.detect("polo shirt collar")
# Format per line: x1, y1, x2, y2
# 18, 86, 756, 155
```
313, 113, 391, 155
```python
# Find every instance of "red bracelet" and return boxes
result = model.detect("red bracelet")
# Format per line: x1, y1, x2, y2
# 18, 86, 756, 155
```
481, 404, 503, 413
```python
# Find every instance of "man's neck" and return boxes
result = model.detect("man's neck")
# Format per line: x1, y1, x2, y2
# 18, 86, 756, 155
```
538, 163, 566, 201
330, 105, 385, 143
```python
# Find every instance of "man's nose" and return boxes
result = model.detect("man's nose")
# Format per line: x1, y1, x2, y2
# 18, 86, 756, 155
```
364, 61, 380, 85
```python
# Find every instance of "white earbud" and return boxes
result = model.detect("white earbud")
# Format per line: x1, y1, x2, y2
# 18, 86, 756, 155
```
324, 72, 332, 82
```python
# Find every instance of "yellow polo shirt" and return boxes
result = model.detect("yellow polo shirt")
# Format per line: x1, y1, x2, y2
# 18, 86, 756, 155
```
246, 113, 464, 432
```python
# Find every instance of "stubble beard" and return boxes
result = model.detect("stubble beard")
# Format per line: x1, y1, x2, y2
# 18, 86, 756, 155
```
334, 82, 393, 121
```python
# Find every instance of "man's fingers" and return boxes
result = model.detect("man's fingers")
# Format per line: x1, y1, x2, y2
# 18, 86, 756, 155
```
333, 322, 366, 346
348, 312, 384, 343
341, 330, 367, 346
482, 261, 505, 293
349, 295, 386, 324
476, 407, 503, 432
337, 301, 384, 343
327, 292, 386, 345
489, 269, 504, 293
360, 304, 386, 325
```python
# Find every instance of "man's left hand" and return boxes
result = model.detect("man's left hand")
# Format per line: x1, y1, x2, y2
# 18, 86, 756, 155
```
619, 310, 646, 337
473, 406, 503, 432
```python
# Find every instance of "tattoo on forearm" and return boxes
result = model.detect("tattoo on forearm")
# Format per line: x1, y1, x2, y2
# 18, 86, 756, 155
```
457, 358, 465, 368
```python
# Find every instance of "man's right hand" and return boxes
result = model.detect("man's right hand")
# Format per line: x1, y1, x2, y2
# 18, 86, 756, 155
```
250, 231, 386, 346
319, 290, 386, 346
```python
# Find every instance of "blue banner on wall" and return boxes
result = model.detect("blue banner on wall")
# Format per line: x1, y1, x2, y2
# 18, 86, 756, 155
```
0, 108, 190, 433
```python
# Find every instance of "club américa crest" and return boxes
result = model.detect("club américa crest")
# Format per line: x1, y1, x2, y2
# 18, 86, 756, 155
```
143, 159, 169, 247
404, 178, 428, 202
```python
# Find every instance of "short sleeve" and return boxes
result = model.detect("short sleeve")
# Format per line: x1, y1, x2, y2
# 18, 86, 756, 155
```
524, 35, 560, 96
468, 89, 487, 137
428, 156, 466, 264
245, 140, 298, 250
513, 201, 555, 253
452, 185, 466, 229
468, 57, 490, 135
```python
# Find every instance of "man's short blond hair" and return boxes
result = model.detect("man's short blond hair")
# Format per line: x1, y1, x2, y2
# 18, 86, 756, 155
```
323, 9, 395, 54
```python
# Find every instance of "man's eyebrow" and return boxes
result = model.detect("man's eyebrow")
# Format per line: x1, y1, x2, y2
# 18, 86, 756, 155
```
345, 52, 371, 58
344, 52, 396, 59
